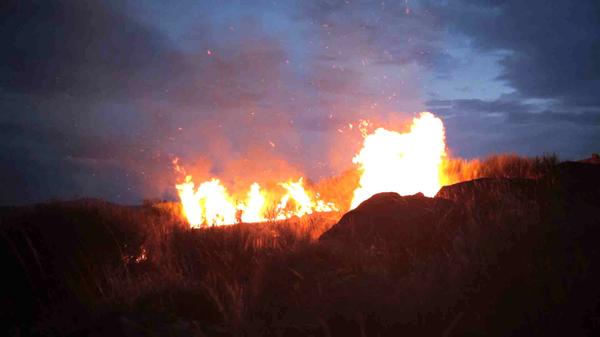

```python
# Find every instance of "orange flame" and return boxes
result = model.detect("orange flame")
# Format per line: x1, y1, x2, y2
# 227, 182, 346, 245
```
174, 111, 448, 227
350, 112, 447, 208
175, 175, 337, 228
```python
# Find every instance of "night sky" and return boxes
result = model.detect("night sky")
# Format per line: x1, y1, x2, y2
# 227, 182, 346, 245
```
1, 0, 599, 205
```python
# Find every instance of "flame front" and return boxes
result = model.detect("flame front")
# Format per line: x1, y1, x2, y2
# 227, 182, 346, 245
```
240, 183, 266, 223
350, 112, 447, 209
175, 176, 337, 228
175, 176, 203, 227
175, 111, 447, 227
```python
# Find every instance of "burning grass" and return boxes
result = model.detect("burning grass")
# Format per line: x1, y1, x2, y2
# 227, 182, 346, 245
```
442, 153, 559, 184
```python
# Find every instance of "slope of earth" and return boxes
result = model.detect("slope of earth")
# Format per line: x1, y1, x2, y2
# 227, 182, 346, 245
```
319, 161, 600, 336
320, 192, 466, 274
0, 199, 186, 336
1, 161, 599, 336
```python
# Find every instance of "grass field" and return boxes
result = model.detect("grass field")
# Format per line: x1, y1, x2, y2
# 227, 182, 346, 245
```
2, 154, 599, 336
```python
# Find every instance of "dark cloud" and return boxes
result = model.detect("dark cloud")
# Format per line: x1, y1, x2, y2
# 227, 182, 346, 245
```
428, 97, 534, 117
422, 0, 600, 159
0, 0, 182, 204
0, 0, 181, 99
507, 109, 600, 126
298, 0, 451, 70
429, 96, 600, 126
427, 96, 600, 159
430, 0, 600, 107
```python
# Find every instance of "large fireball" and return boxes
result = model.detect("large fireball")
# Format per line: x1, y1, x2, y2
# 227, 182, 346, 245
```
350, 112, 447, 209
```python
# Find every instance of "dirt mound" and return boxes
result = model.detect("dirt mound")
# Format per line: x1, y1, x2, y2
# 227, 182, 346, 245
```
320, 161, 600, 270
436, 177, 539, 204
436, 161, 600, 207
320, 192, 465, 259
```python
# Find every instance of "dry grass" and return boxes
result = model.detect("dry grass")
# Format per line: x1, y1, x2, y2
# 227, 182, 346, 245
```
3, 154, 599, 336
91, 207, 342, 335
442, 153, 559, 185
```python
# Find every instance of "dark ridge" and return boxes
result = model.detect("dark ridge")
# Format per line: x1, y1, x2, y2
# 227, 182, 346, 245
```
320, 192, 466, 273
1, 160, 599, 336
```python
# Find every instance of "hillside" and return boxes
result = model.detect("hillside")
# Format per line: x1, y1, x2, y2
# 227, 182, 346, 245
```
1, 161, 599, 336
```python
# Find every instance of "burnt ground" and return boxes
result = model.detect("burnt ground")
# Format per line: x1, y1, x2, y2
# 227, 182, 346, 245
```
1, 161, 600, 336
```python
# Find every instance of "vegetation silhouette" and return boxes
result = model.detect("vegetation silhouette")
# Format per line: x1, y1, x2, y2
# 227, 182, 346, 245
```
1, 154, 599, 336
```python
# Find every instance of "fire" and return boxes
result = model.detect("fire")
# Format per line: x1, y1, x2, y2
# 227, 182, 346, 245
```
174, 111, 448, 227
350, 112, 447, 208
277, 178, 333, 219
196, 179, 238, 226
175, 175, 337, 228
175, 176, 203, 227
240, 183, 266, 223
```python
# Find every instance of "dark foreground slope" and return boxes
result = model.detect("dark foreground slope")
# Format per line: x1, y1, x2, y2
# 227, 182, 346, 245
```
321, 161, 600, 336
1, 161, 600, 336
